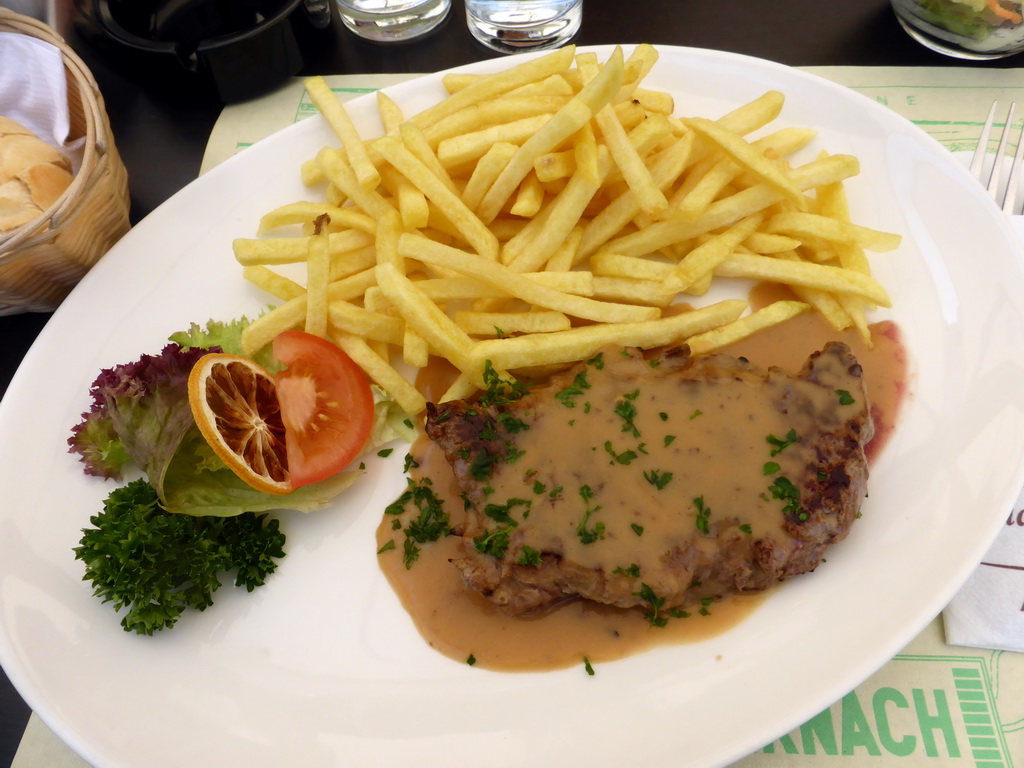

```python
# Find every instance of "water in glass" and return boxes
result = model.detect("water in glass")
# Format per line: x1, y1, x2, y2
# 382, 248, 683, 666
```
465, 0, 582, 53
336, 0, 451, 42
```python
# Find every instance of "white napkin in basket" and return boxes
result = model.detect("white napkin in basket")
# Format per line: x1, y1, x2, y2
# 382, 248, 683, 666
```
942, 216, 1024, 653
0, 30, 83, 171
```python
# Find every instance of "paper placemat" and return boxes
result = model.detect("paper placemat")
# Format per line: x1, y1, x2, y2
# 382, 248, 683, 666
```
14, 65, 1024, 768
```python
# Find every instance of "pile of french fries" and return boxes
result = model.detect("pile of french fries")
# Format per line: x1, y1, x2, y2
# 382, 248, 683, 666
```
233, 44, 899, 419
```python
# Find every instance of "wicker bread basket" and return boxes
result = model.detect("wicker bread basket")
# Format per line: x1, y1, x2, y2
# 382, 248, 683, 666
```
0, 9, 130, 314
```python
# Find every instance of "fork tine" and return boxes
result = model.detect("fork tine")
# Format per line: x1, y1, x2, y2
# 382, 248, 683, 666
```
988, 103, 1016, 197
1002, 115, 1024, 214
971, 100, 999, 178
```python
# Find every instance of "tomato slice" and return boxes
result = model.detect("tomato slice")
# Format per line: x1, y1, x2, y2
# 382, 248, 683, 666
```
272, 330, 374, 489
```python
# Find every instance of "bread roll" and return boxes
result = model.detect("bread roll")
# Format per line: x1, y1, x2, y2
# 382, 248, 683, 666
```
0, 116, 74, 233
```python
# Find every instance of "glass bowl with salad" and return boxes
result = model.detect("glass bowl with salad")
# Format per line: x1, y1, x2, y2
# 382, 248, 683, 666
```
892, 0, 1024, 58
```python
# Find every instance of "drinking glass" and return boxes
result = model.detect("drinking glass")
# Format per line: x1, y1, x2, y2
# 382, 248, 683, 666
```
891, 0, 1024, 59
336, 0, 451, 43
465, 0, 582, 53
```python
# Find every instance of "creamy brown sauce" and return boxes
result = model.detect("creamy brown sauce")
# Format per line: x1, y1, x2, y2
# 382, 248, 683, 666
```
377, 437, 766, 671
726, 284, 907, 463
380, 292, 908, 672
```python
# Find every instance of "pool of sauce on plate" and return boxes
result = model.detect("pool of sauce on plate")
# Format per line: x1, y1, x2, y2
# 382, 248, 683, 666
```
377, 285, 908, 672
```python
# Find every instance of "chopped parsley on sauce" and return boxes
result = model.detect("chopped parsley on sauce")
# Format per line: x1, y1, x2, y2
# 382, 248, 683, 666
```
766, 428, 798, 456
768, 476, 804, 519
604, 441, 638, 465
644, 469, 673, 490
385, 478, 451, 570
517, 545, 542, 566
555, 370, 591, 408
576, 485, 605, 544
835, 389, 855, 405
614, 397, 640, 438
634, 582, 668, 627
693, 495, 712, 534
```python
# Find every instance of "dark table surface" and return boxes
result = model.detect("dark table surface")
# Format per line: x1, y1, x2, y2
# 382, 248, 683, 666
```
0, 0, 1020, 764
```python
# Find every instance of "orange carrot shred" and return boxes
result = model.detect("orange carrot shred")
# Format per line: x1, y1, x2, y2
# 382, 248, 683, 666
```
987, 0, 1023, 24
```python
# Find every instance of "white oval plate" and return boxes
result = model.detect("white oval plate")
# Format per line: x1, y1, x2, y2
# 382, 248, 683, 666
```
3, 45, 1024, 768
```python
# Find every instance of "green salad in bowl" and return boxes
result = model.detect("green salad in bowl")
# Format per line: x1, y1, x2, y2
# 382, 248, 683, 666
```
892, 0, 1024, 58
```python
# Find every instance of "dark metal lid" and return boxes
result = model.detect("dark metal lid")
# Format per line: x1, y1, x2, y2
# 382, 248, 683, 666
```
87, 0, 332, 102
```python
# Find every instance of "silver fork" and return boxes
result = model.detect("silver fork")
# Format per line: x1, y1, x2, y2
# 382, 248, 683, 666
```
970, 100, 1024, 214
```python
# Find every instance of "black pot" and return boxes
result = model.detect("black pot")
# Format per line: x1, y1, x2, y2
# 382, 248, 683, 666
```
86, 0, 332, 102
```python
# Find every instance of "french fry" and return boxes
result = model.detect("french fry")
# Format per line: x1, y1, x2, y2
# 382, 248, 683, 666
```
573, 121, 600, 186
684, 116, 806, 208
315, 146, 394, 219
463, 142, 518, 212
376, 135, 499, 260
329, 245, 378, 281
713, 252, 892, 306
591, 251, 673, 282
685, 300, 810, 355
242, 265, 305, 301
374, 208, 404, 271
437, 114, 554, 169
332, 331, 427, 417
399, 121, 459, 195
764, 211, 903, 252
504, 146, 611, 272
328, 300, 405, 345
402, 327, 429, 368
257, 202, 376, 236
381, 165, 430, 230
603, 153, 860, 258
743, 231, 802, 254
665, 213, 764, 293
413, 45, 577, 128
576, 129, 694, 260
591, 276, 674, 308
714, 90, 786, 138
304, 76, 380, 193
771, 249, 850, 331
412, 271, 594, 300
814, 168, 874, 341
399, 233, 659, 323
304, 215, 331, 338
471, 300, 747, 371
233, 230, 375, 266
242, 297, 307, 355
425, 97, 569, 148
632, 88, 674, 114
534, 150, 576, 182
439, 372, 480, 403
454, 310, 572, 336
545, 225, 583, 272
509, 172, 545, 218
577, 53, 668, 218
475, 46, 626, 223
375, 262, 479, 381
301, 159, 326, 187
376, 90, 404, 134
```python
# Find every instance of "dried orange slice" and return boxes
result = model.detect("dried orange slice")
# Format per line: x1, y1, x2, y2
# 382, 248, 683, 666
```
187, 353, 291, 495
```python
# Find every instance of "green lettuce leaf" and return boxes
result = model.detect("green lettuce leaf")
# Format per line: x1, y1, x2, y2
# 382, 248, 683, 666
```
160, 428, 362, 517
69, 318, 411, 517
